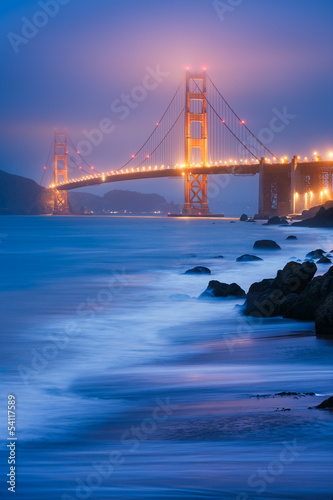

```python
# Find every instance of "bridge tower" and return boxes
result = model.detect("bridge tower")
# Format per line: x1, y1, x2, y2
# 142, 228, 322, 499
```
183, 71, 209, 215
53, 132, 70, 214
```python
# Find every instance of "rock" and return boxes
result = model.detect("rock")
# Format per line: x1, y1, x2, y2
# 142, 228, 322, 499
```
246, 218, 256, 223
267, 216, 282, 225
185, 266, 211, 275
236, 254, 263, 262
318, 256, 331, 264
253, 240, 281, 250
315, 292, 333, 337
306, 249, 325, 259
286, 235, 298, 240
213, 255, 224, 259
292, 206, 333, 227
283, 266, 333, 321
299, 200, 333, 220
244, 261, 317, 317
316, 396, 333, 409
230, 221, 236, 223
200, 280, 245, 299
240, 213, 248, 221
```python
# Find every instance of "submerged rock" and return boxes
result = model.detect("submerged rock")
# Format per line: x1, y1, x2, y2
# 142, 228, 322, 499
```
253, 240, 281, 250
200, 280, 245, 299
315, 292, 333, 337
286, 235, 298, 240
185, 266, 211, 275
169, 294, 191, 301
306, 249, 325, 259
236, 254, 263, 262
244, 261, 317, 317
316, 396, 333, 409
266, 216, 288, 225
283, 266, 333, 321
317, 256, 331, 264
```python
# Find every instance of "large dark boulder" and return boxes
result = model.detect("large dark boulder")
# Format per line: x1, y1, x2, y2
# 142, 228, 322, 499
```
315, 292, 333, 337
236, 254, 263, 262
244, 261, 317, 317
283, 266, 333, 321
293, 206, 333, 227
185, 266, 211, 275
316, 396, 333, 409
200, 280, 245, 299
253, 240, 281, 250
240, 213, 248, 221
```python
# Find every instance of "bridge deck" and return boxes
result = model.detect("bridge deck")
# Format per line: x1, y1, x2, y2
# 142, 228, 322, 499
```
56, 161, 333, 191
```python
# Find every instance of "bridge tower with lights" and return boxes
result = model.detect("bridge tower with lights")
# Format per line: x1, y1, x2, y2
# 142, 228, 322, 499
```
53, 132, 70, 214
183, 71, 209, 215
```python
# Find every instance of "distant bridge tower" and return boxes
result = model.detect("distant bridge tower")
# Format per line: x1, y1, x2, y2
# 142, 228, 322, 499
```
53, 132, 69, 214
183, 71, 209, 215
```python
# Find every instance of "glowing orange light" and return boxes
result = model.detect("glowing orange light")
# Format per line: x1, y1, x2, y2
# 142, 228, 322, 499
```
241, 120, 245, 124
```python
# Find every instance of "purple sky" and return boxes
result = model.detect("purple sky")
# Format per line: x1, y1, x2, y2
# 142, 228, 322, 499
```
1, 0, 333, 213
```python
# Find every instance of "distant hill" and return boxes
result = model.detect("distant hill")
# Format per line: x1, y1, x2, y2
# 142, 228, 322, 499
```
68, 189, 179, 214
0, 169, 53, 214
0, 169, 179, 215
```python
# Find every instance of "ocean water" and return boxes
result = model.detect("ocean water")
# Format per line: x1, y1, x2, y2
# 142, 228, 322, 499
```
0, 215, 332, 500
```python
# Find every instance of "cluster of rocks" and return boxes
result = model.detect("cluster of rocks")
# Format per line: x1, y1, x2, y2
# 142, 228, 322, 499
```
293, 206, 333, 228
243, 259, 333, 337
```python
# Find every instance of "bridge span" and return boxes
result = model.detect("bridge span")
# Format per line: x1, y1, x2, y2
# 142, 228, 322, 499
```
47, 70, 333, 217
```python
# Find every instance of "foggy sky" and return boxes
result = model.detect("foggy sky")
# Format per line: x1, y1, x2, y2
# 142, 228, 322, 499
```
1, 0, 333, 214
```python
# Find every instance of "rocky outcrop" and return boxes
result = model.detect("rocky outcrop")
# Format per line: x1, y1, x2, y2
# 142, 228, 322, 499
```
316, 396, 333, 409
185, 266, 211, 275
243, 261, 317, 317
282, 267, 333, 321
240, 214, 248, 221
200, 280, 245, 299
315, 292, 333, 337
292, 206, 333, 228
236, 254, 263, 262
253, 240, 281, 250
286, 235, 297, 240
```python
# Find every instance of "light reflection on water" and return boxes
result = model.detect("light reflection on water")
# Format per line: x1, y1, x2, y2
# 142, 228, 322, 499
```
0, 216, 332, 499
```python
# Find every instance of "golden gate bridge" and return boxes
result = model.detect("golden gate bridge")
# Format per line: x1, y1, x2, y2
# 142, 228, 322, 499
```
41, 71, 333, 216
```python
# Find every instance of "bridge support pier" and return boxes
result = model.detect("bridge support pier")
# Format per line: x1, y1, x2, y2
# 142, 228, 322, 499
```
258, 157, 292, 217
53, 132, 70, 215
182, 71, 209, 215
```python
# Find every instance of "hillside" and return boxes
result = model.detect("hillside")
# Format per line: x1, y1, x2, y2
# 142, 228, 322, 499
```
0, 169, 179, 215
0, 169, 53, 214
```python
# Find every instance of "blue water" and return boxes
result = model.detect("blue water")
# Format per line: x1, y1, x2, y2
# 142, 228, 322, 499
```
0, 216, 333, 500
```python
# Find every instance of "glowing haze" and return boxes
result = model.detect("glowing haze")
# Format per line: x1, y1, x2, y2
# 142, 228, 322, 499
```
1, 0, 333, 213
